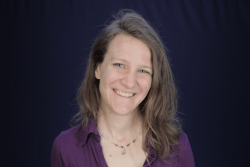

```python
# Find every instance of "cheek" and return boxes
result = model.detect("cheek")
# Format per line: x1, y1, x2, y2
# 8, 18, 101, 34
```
139, 77, 152, 94
100, 68, 121, 88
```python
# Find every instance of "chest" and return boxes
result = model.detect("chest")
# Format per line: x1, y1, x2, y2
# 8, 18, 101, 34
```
100, 138, 147, 167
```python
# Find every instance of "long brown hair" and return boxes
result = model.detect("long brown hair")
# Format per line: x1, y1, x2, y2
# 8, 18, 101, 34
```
74, 9, 182, 161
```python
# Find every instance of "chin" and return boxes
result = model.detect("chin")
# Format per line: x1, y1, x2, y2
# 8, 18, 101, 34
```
111, 105, 138, 116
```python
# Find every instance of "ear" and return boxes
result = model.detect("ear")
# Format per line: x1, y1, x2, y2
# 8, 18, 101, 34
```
95, 64, 101, 79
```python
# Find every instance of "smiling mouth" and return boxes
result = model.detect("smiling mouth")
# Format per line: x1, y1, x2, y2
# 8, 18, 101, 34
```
113, 89, 135, 97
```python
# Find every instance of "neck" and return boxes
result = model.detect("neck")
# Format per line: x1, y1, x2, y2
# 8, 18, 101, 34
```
97, 107, 142, 144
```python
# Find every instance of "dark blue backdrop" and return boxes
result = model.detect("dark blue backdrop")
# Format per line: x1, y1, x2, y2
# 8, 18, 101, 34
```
1, 0, 250, 166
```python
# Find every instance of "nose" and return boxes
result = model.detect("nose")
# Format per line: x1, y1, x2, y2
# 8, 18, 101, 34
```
121, 71, 137, 88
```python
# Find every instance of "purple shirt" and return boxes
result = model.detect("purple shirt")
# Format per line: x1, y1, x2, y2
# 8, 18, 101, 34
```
51, 119, 195, 167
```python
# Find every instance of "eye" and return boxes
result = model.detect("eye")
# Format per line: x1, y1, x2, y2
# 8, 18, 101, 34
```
139, 69, 149, 74
114, 63, 124, 68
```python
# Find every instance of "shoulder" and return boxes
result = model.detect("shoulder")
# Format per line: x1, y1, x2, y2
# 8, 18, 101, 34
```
51, 123, 89, 166
178, 133, 190, 149
53, 123, 87, 148
175, 133, 195, 166
151, 133, 195, 166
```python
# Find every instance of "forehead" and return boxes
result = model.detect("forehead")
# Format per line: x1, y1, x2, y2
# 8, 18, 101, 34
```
104, 34, 151, 64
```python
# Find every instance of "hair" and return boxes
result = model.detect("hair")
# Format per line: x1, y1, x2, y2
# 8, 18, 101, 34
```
74, 9, 182, 162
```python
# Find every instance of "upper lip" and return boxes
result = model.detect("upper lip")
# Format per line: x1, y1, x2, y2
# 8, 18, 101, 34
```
113, 88, 135, 95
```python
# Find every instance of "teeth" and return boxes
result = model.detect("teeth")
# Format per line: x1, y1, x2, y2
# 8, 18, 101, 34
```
113, 89, 134, 97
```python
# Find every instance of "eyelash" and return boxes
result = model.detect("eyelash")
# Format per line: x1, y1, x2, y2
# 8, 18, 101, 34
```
114, 63, 149, 74
114, 63, 124, 68
139, 70, 149, 74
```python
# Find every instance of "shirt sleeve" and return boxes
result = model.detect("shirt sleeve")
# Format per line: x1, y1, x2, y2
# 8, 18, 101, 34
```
180, 133, 195, 167
51, 134, 65, 167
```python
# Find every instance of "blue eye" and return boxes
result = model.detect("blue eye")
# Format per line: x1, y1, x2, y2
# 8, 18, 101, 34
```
139, 69, 148, 73
115, 63, 124, 68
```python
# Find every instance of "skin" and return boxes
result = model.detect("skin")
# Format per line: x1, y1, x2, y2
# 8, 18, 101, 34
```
95, 33, 152, 167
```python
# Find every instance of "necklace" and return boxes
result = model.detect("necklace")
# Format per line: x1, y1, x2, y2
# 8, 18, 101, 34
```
98, 130, 141, 155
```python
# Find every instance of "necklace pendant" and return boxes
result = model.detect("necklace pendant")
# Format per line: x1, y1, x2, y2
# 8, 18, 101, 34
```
121, 149, 126, 155
121, 146, 127, 155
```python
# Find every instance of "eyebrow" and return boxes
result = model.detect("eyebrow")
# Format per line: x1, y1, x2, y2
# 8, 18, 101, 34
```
110, 57, 129, 63
110, 57, 152, 70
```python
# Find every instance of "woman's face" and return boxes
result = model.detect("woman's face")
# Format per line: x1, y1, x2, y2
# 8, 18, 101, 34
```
95, 34, 152, 115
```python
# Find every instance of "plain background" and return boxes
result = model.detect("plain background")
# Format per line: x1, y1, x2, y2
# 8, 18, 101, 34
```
1, 0, 250, 166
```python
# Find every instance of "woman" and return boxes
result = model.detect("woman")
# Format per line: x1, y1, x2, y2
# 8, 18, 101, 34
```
51, 10, 195, 167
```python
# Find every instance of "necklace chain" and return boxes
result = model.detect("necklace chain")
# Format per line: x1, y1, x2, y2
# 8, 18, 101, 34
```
98, 130, 141, 155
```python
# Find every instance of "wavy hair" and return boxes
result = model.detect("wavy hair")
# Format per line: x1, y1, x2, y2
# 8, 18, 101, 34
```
74, 9, 182, 161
